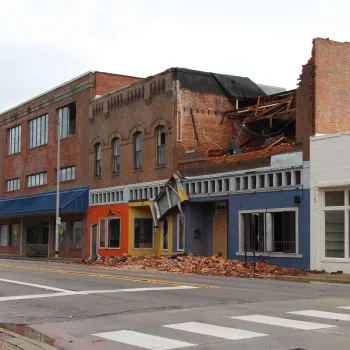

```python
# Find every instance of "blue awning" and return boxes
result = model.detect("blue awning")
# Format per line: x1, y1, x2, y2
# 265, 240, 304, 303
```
0, 187, 89, 217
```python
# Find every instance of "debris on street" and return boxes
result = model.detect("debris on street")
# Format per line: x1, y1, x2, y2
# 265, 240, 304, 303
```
72, 254, 305, 280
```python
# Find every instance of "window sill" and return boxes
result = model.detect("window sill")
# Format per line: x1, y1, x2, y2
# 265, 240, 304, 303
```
133, 247, 154, 250
27, 184, 48, 189
28, 144, 48, 151
55, 179, 76, 185
321, 258, 350, 262
112, 173, 120, 177
177, 249, 184, 252
6, 152, 21, 158
155, 164, 166, 169
133, 169, 143, 173
94, 176, 102, 180
57, 135, 76, 142
236, 252, 303, 259
6, 189, 21, 194
98, 247, 121, 250
69, 248, 82, 250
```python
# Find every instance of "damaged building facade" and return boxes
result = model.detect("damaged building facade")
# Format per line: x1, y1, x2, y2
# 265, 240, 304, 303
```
1, 37, 348, 271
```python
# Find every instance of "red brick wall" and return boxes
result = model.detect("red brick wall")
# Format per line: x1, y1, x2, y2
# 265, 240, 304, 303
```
296, 48, 315, 161
89, 71, 175, 189
314, 38, 350, 134
0, 88, 92, 198
95, 72, 142, 96
0, 71, 137, 199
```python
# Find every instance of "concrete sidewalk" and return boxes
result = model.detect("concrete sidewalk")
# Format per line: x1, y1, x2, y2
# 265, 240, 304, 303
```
0, 328, 57, 350
277, 272, 350, 284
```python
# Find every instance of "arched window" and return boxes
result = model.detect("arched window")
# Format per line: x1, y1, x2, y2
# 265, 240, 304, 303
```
94, 143, 102, 177
156, 126, 165, 166
112, 138, 120, 175
133, 132, 142, 170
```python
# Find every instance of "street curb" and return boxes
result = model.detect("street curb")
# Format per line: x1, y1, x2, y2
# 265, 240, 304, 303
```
276, 276, 350, 285
0, 328, 57, 350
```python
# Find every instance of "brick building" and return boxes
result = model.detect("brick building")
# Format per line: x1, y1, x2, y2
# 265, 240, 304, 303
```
0, 71, 141, 258
87, 68, 265, 258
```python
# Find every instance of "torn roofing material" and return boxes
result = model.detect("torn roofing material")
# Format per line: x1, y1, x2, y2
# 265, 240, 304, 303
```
169, 68, 266, 98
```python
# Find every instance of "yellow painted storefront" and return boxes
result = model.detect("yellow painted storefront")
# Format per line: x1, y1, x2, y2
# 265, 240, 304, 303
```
128, 201, 173, 256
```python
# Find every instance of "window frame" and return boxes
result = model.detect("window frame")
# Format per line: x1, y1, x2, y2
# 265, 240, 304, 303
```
321, 188, 350, 261
177, 214, 185, 251
98, 217, 121, 250
28, 114, 48, 149
71, 221, 83, 249
238, 208, 299, 255
0, 225, 9, 247
133, 217, 154, 250
5, 178, 20, 192
26, 172, 48, 188
156, 125, 166, 166
56, 166, 75, 182
112, 138, 120, 175
133, 132, 143, 170
94, 143, 102, 177
57, 102, 76, 140
7, 125, 21, 155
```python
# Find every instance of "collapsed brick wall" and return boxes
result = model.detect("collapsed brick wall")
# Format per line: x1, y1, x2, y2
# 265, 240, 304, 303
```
176, 89, 235, 150
314, 38, 350, 134
95, 72, 142, 96
296, 43, 315, 161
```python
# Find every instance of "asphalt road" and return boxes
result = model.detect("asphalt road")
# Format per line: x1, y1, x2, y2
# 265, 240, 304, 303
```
0, 259, 350, 350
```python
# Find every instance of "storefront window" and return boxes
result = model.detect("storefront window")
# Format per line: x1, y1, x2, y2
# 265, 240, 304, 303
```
59, 223, 66, 249
10, 224, 19, 247
325, 211, 344, 258
240, 210, 297, 254
71, 221, 82, 249
324, 190, 349, 259
99, 218, 121, 249
0, 225, 8, 246
134, 218, 153, 249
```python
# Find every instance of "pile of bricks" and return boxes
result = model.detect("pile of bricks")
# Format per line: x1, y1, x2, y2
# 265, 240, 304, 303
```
73, 254, 305, 279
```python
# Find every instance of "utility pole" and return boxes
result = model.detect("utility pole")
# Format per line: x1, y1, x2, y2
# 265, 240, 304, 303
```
55, 112, 61, 259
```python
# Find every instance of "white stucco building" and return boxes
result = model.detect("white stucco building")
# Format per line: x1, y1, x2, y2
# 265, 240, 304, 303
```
310, 132, 350, 272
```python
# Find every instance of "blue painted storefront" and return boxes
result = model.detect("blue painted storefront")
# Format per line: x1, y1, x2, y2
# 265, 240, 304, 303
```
183, 189, 310, 270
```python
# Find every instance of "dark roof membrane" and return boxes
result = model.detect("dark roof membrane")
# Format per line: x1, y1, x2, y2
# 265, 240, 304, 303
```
171, 68, 265, 99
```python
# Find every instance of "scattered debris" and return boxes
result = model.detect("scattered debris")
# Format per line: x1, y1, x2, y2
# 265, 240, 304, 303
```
71, 254, 304, 279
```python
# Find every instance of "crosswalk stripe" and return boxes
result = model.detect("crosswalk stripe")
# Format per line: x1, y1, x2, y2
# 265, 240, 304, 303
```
232, 314, 336, 330
337, 306, 350, 310
164, 322, 267, 341
288, 310, 350, 321
92, 330, 196, 349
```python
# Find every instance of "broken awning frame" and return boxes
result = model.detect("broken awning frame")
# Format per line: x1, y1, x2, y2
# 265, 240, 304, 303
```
150, 173, 188, 226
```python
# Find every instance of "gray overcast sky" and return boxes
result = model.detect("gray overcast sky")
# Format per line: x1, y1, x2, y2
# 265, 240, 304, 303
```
1, 0, 349, 112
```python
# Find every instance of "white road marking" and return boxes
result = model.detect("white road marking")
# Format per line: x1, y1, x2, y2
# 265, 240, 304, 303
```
92, 330, 196, 349
338, 306, 350, 310
232, 314, 336, 330
164, 322, 267, 341
0, 292, 71, 302
0, 278, 74, 293
288, 310, 350, 321
75, 285, 199, 295
0, 285, 199, 302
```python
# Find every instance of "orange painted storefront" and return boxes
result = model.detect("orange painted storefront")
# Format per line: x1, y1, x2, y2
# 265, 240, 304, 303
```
87, 203, 129, 257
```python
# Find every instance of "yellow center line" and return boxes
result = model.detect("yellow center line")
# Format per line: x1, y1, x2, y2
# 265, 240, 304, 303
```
0, 264, 218, 289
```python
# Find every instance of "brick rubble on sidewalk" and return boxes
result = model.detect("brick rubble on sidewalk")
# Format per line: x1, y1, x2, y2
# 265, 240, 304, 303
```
71, 254, 305, 279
